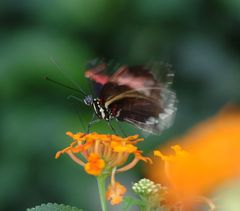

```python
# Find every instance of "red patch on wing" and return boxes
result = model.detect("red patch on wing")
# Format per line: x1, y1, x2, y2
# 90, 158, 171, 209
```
85, 63, 109, 85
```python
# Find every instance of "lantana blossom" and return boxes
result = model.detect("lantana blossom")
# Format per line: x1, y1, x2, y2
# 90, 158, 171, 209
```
56, 131, 151, 205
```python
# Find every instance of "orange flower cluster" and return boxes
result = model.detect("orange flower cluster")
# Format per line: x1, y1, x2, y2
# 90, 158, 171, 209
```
106, 181, 127, 205
56, 132, 151, 176
147, 105, 240, 209
56, 131, 151, 205
84, 153, 105, 176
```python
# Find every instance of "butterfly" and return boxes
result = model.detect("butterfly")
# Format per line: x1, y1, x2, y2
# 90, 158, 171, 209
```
82, 60, 177, 135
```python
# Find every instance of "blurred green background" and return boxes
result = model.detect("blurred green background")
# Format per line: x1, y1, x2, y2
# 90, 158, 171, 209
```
1, 0, 240, 210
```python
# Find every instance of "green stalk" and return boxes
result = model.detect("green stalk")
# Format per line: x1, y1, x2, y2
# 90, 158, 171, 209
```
139, 196, 151, 211
97, 175, 108, 211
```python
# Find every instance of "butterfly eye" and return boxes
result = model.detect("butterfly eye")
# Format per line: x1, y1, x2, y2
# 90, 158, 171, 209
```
84, 95, 93, 106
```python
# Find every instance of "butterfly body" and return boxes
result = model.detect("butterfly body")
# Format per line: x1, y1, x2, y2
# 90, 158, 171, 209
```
91, 98, 115, 121
84, 61, 177, 135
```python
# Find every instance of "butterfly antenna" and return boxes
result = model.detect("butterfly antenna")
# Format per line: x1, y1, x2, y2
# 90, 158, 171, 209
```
50, 57, 87, 97
67, 95, 84, 103
45, 76, 83, 93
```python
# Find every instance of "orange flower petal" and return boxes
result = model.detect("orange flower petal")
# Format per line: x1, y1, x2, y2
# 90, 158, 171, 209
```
171, 145, 189, 158
111, 141, 137, 153
154, 145, 189, 162
66, 131, 85, 141
55, 146, 71, 159
154, 150, 172, 161
135, 152, 152, 164
84, 153, 105, 176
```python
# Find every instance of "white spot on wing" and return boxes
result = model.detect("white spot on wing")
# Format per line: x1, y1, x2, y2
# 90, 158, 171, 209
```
157, 87, 177, 131
146, 117, 159, 124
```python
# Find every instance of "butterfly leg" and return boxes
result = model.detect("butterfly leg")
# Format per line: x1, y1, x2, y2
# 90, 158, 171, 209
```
116, 122, 127, 137
108, 121, 118, 135
87, 113, 100, 133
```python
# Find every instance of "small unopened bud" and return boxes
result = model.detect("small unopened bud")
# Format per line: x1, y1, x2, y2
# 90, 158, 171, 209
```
132, 178, 167, 196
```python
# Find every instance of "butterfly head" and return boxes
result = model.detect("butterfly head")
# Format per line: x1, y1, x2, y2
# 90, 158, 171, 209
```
84, 95, 93, 106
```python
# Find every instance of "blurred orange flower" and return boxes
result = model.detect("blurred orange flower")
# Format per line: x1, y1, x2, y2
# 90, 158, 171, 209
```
154, 145, 189, 161
147, 105, 240, 208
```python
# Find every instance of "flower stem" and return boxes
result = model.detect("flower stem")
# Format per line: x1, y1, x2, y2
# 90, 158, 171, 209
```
140, 198, 151, 211
97, 175, 108, 211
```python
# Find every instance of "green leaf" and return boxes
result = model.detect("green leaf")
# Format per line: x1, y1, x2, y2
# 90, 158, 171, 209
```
27, 203, 84, 211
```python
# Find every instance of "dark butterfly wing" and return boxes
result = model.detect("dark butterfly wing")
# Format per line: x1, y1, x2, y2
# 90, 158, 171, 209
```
100, 65, 161, 101
144, 61, 174, 87
104, 87, 176, 134
85, 61, 177, 134
101, 65, 176, 134
118, 88, 176, 134
111, 65, 160, 92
